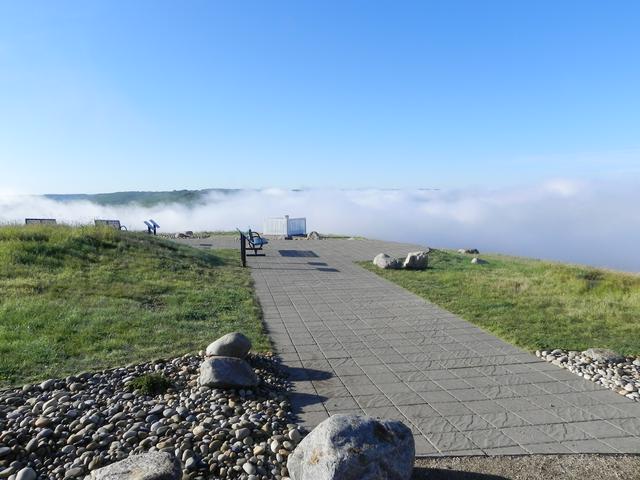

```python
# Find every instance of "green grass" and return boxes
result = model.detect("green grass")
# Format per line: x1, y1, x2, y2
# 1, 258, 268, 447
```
0, 224, 268, 387
362, 250, 640, 355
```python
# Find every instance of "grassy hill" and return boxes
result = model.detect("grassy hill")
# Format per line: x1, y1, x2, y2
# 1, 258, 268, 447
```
363, 250, 640, 356
44, 188, 241, 207
0, 225, 267, 387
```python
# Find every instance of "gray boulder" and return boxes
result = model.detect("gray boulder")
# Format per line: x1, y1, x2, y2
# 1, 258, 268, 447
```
458, 248, 479, 254
307, 231, 321, 240
198, 356, 258, 388
373, 253, 401, 270
583, 348, 624, 363
287, 414, 414, 480
403, 251, 428, 270
205, 332, 252, 358
89, 452, 181, 480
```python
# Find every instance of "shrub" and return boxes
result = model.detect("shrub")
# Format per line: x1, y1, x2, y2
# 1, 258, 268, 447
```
128, 373, 172, 395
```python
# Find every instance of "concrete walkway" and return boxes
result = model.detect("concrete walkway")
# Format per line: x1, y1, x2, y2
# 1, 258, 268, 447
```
186, 236, 640, 456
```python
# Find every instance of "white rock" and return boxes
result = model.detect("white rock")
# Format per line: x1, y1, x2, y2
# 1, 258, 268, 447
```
90, 452, 181, 480
373, 253, 401, 270
242, 463, 257, 475
288, 428, 302, 443
471, 257, 488, 265
402, 251, 429, 270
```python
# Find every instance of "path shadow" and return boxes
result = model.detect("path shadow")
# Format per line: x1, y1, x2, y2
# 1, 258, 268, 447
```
281, 364, 333, 381
412, 468, 510, 480
288, 391, 329, 412
279, 250, 319, 257
316, 267, 340, 272
250, 266, 318, 271
308, 261, 328, 266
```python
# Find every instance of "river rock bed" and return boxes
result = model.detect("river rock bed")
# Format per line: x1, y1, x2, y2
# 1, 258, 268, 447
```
0, 353, 302, 480
536, 348, 640, 401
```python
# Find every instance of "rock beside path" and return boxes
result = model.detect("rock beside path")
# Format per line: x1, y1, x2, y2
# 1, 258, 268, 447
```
583, 348, 625, 363
373, 253, 401, 270
90, 452, 181, 480
287, 414, 414, 480
403, 251, 429, 270
198, 356, 259, 388
205, 332, 252, 358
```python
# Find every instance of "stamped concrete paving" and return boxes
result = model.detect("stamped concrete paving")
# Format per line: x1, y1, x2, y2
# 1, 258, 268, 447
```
186, 236, 640, 456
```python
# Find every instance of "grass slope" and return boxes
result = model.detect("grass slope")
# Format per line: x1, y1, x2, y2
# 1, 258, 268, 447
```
0, 225, 267, 387
362, 250, 640, 355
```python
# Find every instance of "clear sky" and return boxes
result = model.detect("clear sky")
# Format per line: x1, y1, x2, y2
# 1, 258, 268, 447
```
0, 1, 638, 194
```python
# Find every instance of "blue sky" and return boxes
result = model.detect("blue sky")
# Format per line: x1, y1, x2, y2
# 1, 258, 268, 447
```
0, 1, 638, 193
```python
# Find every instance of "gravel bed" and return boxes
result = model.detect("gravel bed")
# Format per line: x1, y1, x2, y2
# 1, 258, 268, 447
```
536, 348, 640, 401
0, 353, 301, 480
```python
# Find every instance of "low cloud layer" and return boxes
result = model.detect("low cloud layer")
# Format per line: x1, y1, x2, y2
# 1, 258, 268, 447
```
1, 180, 638, 272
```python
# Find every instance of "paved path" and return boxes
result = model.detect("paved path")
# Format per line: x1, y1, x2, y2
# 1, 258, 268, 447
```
185, 237, 640, 456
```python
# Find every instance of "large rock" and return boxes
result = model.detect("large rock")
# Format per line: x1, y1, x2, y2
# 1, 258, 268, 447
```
307, 231, 322, 240
458, 248, 479, 254
89, 452, 181, 480
205, 332, 252, 358
287, 414, 414, 480
373, 253, 401, 270
198, 356, 258, 388
583, 348, 624, 363
402, 251, 428, 270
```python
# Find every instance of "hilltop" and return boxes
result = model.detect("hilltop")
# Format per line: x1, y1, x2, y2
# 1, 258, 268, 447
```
44, 188, 241, 207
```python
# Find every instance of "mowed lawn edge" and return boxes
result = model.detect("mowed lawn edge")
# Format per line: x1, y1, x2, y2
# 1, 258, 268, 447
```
361, 250, 640, 356
0, 225, 268, 387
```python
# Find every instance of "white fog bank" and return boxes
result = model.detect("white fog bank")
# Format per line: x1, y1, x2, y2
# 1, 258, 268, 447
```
1, 180, 638, 272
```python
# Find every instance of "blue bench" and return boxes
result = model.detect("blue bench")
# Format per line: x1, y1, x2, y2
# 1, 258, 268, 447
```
237, 229, 268, 255
237, 229, 269, 266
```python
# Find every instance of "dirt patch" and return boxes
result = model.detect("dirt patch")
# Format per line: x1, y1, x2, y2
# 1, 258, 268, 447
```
413, 455, 640, 480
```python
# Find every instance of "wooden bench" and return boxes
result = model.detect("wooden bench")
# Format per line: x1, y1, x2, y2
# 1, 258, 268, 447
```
237, 229, 269, 266
95, 219, 127, 230
25, 218, 56, 225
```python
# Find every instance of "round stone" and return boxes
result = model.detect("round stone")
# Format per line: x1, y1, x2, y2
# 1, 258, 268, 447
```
15, 467, 37, 480
242, 462, 257, 475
